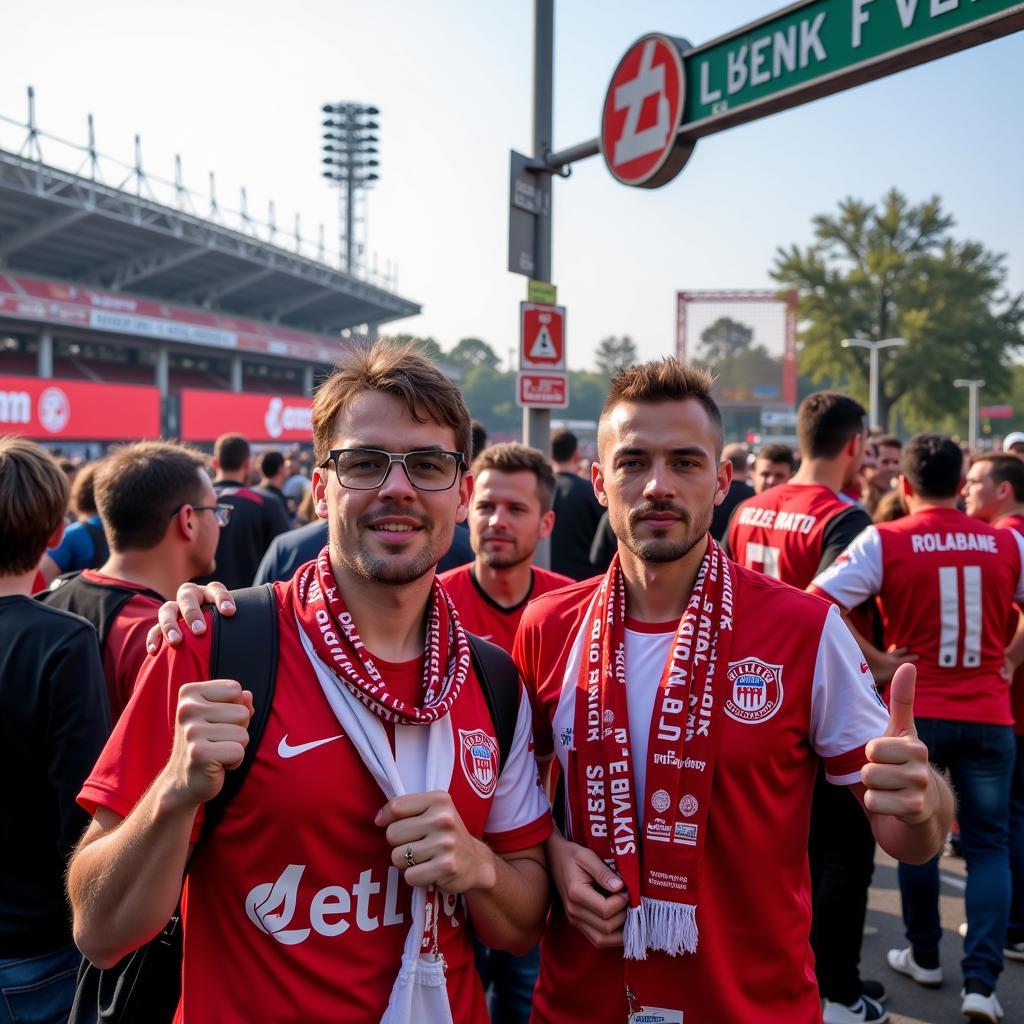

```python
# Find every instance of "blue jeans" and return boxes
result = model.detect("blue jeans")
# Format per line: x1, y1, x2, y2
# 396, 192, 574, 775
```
1008, 733, 1024, 943
474, 940, 540, 1024
0, 944, 80, 1024
898, 718, 1015, 991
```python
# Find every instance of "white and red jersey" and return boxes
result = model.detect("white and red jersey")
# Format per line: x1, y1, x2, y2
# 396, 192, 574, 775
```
513, 565, 888, 1024
811, 507, 1024, 725
996, 512, 1024, 735
79, 577, 551, 1024
727, 482, 871, 589
437, 563, 573, 654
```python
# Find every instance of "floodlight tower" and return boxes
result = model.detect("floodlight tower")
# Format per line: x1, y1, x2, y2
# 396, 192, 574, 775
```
321, 102, 380, 275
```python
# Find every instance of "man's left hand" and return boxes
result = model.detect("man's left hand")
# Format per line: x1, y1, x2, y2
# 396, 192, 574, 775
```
860, 663, 936, 825
377, 791, 496, 895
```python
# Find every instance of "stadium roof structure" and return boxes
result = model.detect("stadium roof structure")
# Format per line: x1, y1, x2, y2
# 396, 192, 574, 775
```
0, 145, 420, 335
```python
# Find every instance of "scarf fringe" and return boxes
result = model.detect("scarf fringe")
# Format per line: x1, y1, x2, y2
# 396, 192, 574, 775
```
644, 896, 698, 957
623, 904, 648, 960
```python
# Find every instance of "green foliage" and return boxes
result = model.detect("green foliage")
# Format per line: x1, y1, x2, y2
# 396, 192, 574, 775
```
448, 337, 500, 373
379, 333, 444, 363
699, 317, 754, 364
594, 335, 638, 377
772, 189, 1023, 431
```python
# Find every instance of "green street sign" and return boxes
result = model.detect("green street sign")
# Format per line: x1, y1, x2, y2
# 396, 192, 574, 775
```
681, 0, 1024, 138
527, 279, 558, 304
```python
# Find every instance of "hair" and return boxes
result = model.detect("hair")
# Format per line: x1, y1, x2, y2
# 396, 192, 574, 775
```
312, 341, 471, 465
70, 460, 102, 517
797, 392, 867, 459
722, 442, 749, 472
872, 489, 908, 523
901, 433, 963, 499
550, 429, 578, 464
95, 441, 208, 552
599, 358, 723, 452
470, 421, 488, 462
258, 449, 285, 480
756, 443, 796, 467
972, 453, 1024, 502
214, 433, 251, 472
876, 434, 903, 451
0, 437, 70, 575
58, 458, 77, 477
471, 442, 557, 512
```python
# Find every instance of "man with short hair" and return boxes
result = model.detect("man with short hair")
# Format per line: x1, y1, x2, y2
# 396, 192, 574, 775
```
39, 459, 109, 584
811, 435, 1024, 1022
439, 442, 571, 1023
515, 359, 951, 1024
550, 429, 603, 581
708, 441, 753, 539
751, 443, 795, 493
725, 392, 885, 1021
963, 452, 1024, 966
39, 441, 223, 721
862, 435, 903, 516
69, 343, 551, 1023
0, 437, 109, 1023
207, 433, 290, 588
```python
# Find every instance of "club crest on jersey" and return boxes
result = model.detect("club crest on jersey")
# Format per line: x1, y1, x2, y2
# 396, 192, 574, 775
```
725, 657, 784, 724
459, 729, 499, 798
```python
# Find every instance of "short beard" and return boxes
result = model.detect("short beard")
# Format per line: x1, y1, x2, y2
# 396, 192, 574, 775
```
477, 543, 529, 570
615, 500, 713, 565
331, 512, 447, 586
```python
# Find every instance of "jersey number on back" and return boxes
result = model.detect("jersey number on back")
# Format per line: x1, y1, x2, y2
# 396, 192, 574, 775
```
937, 565, 982, 669
745, 542, 781, 580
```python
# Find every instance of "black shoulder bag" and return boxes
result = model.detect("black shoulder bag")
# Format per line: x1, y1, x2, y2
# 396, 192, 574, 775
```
68, 585, 278, 1024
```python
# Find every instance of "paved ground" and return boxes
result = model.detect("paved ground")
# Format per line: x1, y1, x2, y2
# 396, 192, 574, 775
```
862, 850, 1023, 1023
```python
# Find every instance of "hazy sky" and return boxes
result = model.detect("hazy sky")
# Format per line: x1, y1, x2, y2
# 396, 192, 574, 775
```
1, 1, 1021, 371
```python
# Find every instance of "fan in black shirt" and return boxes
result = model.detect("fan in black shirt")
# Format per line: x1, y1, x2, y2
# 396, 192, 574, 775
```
0, 437, 109, 1018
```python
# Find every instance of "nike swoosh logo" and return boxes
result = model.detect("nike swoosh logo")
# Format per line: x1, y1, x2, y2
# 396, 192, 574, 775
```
277, 733, 344, 759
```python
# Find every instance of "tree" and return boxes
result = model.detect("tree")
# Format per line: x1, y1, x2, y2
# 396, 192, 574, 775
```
448, 337, 500, 373
594, 335, 638, 377
699, 317, 754, 365
379, 333, 444, 363
772, 189, 1023, 431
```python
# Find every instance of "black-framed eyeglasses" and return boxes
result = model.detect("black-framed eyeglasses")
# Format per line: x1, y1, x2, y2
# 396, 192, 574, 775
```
319, 448, 466, 491
172, 503, 233, 527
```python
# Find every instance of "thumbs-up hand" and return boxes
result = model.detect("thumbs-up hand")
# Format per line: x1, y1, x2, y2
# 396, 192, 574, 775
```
860, 663, 934, 826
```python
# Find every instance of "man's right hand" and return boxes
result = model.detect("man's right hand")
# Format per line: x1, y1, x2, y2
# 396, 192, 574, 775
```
146, 582, 236, 655
546, 831, 628, 949
161, 680, 253, 807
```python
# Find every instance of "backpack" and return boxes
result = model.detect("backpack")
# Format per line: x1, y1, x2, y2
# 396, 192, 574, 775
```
69, 585, 519, 1023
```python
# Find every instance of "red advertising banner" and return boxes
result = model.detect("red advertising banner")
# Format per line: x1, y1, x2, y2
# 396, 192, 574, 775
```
0, 375, 161, 440
179, 389, 313, 443
0, 272, 343, 364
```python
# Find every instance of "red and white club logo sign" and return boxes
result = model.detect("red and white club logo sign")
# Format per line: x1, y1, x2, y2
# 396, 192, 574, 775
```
38, 386, 70, 434
724, 657, 784, 724
601, 33, 693, 188
459, 728, 499, 799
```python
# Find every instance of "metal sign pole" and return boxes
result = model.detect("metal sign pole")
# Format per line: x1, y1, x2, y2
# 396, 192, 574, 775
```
526, 0, 554, 568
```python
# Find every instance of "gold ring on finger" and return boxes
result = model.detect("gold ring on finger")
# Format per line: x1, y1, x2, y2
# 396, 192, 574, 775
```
404, 845, 416, 867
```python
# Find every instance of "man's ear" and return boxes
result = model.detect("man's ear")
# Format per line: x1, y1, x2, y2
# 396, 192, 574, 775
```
592, 461, 609, 508
312, 468, 330, 521
538, 508, 555, 540
714, 457, 733, 507
455, 472, 473, 525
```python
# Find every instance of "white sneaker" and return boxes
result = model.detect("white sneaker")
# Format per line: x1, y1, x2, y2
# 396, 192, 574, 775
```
960, 989, 1004, 1022
958, 921, 968, 938
886, 947, 943, 987
822, 995, 888, 1023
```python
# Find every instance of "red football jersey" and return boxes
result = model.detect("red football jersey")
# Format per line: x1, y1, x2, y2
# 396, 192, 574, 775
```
996, 513, 1024, 735
437, 564, 573, 654
811, 507, 1024, 725
727, 482, 868, 589
79, 578, 551, 1024
513, 565, 888, 1024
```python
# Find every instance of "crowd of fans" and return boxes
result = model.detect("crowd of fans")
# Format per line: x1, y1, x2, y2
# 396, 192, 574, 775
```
0, 348, 1021, 1024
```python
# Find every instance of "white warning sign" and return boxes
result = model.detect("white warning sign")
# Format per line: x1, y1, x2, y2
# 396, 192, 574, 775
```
520, 302, 566, 371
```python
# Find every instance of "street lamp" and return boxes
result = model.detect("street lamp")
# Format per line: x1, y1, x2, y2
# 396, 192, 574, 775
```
840, 337, 908, 429
953, 378, 985, 451
321, 102, 381, 274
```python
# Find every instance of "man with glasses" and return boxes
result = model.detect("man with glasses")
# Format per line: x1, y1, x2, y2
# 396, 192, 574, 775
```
69, 343, 551, 1024
40, 441, 223, 722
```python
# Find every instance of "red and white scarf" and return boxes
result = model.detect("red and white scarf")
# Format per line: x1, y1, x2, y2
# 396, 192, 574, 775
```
573, 540, 734, 959
294, 548, 472, 725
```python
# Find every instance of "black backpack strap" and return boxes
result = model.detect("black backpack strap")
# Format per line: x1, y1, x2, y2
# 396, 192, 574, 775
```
467, 632, 520, 774
200, 584, 278, 838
